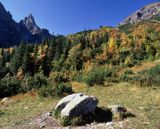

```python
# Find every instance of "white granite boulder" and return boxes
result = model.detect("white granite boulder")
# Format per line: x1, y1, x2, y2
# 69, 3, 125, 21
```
55, 93, 84, 112
61, 94, 98, 117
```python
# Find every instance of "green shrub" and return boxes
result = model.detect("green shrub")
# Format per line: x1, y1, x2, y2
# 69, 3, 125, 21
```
0, 77, 21, 98
60, 116, 72, 126
28, 73, 48, 89
53, 83, 73, 97
134, 75, 160, 87
134, 64, 160, 87
139, 64, 160, 76
124, 69, 133, 75
52, 109, 61, 119
77, 67, 114, 86
20, 73, 48, 93
49, 72, 70, 83
38, 85, 53, 97
118, 65, 160, 87
0, 109, 5, 117
0, 73, 49, 98
38, 83, 73, 98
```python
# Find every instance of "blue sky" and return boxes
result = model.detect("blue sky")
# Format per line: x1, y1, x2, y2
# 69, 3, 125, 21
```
0, 0, 157, 35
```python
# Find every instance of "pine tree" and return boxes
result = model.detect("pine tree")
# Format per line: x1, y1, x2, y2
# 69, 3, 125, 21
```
22, 45, 32, 74
34, 44, 38, 58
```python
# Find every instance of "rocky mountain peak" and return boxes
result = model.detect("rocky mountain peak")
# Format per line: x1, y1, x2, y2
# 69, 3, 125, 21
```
119, 2, 160, 26
0, 2, 52, 47
21, 14, 41, 35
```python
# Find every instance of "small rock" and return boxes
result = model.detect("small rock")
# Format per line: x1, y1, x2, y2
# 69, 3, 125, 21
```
41, 112, 52, 120
138, 107, 145, 110
144, 122, 150, 125
1, 97, 9, 103
118, 121, 124, 128
97, 123, 105, 127
106, 122, 113, 127
24, 106, 29, 110
40, 122, 46, 128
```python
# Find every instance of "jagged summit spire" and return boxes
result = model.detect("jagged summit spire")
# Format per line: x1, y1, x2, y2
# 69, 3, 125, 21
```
28, 13, 34, 19
25, 13, 36, 24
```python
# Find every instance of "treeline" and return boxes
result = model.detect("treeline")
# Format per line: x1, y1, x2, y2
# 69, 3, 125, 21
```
1, 21, 160, 98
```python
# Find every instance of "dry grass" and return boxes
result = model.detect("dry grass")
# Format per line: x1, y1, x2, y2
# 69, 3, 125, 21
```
71, 81, 88, 92
0, 92, 58, 128
81, 83, 160, 129
0, 83, 160, 129
118, 60, 160, 75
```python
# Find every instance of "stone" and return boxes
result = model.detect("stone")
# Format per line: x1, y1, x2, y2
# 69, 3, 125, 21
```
61, 94, 98, 117
24, 106, 29, 110
41, 112, 52, 120
40, 122, 46, 128
108, 105, 127, 114
1, 97, 9, 103
55, 93, 84, 111
106, 122, 113, 127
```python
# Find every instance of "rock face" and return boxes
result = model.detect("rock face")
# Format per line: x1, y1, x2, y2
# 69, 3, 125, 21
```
55, 93, 98, 118
19, 14, 52, 43
0, 2, 52, 47
20, 14, 41, 35
119, 2, 160, 25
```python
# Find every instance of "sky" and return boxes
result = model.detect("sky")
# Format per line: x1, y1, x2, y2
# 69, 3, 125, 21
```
0, 0, 158, 35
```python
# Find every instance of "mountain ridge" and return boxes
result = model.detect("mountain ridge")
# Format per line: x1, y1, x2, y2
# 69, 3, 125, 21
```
0, 2, 52, 47
119, 2, 160, 26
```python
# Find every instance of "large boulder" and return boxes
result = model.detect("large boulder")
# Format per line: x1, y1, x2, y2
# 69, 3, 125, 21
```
55, 93, 84, 112
61, 94, 98, 117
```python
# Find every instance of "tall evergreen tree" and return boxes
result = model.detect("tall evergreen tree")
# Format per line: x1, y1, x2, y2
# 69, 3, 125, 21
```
22, 45, 32, 74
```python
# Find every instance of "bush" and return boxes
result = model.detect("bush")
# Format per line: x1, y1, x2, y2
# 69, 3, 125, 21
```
77, 67, 114, 86
38, 83, 73, 98
118, 64, 160, 87
38, 85, 53, 97
60, 116, 72, 126
139, 64, 160, 76
124, 69, 133, 75
20, 73, 48, 92
0, 109, 5, 117
134, 64, 160, 87
53, 83, 73, 97
49, 72, 70, 83
0, 77, 21, 98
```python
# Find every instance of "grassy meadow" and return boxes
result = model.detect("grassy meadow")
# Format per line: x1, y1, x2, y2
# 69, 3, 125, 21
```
0, 82, 160, 129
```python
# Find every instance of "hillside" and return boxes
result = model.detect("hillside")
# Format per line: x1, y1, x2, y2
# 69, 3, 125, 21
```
1, 19, 160, 95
